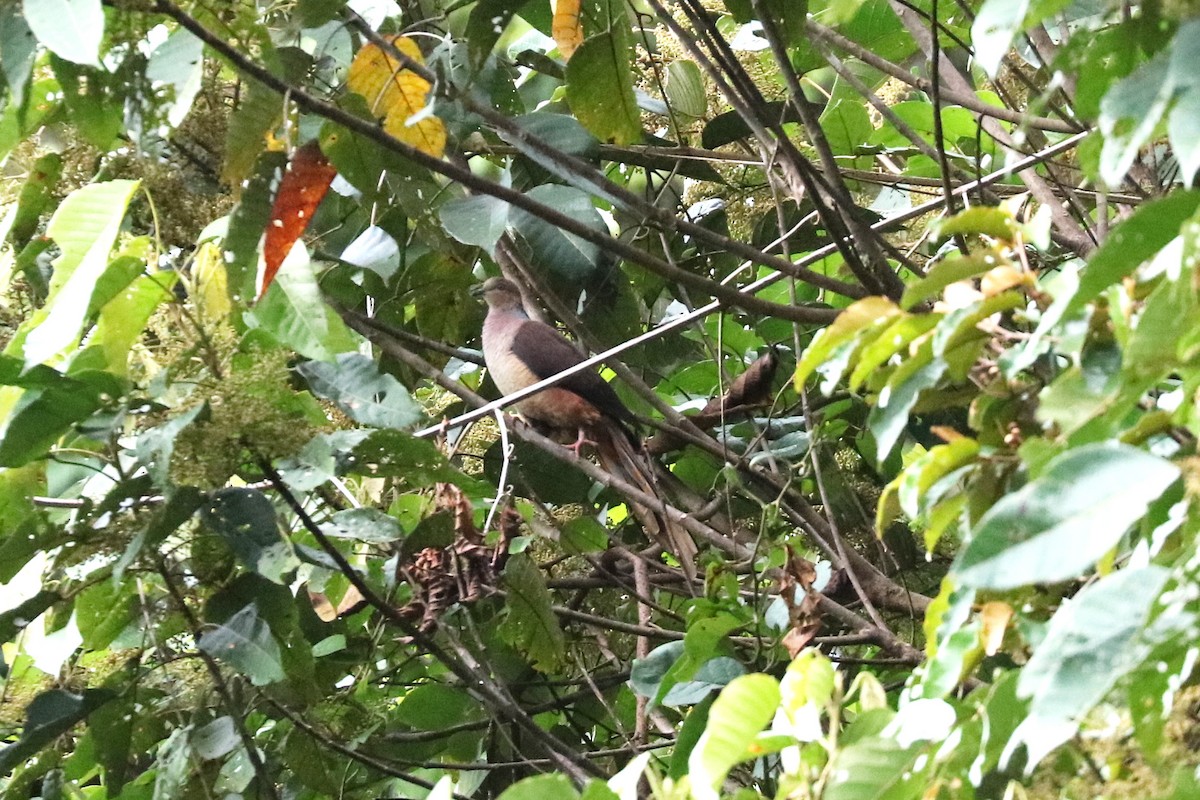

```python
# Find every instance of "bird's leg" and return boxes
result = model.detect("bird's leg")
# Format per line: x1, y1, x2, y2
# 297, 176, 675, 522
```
568, 427, 597, 457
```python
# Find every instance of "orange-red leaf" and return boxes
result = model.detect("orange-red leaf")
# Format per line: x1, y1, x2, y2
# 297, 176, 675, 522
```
259, 141, 335, 300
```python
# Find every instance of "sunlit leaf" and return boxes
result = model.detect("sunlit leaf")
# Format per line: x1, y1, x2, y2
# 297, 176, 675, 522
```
955, 444, 1179, 589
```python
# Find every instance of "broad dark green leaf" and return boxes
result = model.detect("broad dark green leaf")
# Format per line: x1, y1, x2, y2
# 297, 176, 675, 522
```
955, 444, 1179, 589
498, 774, 580, 800
75, 580, 136, 650
297, 353, 420, 429
395, 684, 480, 730
200, 488, 299, 583
439, 194, 509, 250
508, 184, 606, 283
198, 601, 287, 686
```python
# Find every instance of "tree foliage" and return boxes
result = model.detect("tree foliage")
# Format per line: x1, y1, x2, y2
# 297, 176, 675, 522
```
2, 0, 1200, 798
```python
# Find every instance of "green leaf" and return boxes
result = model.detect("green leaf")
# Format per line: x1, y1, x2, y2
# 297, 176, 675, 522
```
630, 641, 684, 700
823, 736, 922, 800
92, 272, 176, 376
1099, 52, 1172, 188
661, 657, 746, 707
146, 27, 204, 127
351, 429, 489, 491
190, 717, 240, 761
222, 78, 282, 188
498, 552, 566, 672
665, 60, 706, 118
1009, 566, 1169, 766
52, 56, 124, 149
0, 688, 114, 775
794, 297, 903, 390
508, 184, 607, 283
0, 369, 120, 467
396, 684, 480, 730
866, 336, 946, 461
222, 150, 286, 303
1009, 192, 1200, 374
8, 152, 62, 251
465, 0, 518, 63
1168, 20, 1200, 187
955, 444, 1179, 589
22, 0, 103, 68
75, 580, 136, 650
565, 32, 641, 145
439, 194, 509, 250
297, 353, 420, 429
688, 673, 780, 799
0, 6, 38, 108
246, 251, 360, 361
17, 180, 140, 368
498, 775, 580, 800
324, 507, 404, 543
200, 488, 300, 583
819, 77, 872, 159
900, 253, 997, 310
198, 601, 287, 686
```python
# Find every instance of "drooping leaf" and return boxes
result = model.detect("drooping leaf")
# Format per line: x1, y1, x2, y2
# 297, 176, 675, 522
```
198, 602, 287, 686
259, 141, 336, 300
507, 184, 607, 283
297, 352, 421, 429
687, 673, 781, 800
955, 444, 1179, 589
200, 488, 300, 583
498, 552, 566, 672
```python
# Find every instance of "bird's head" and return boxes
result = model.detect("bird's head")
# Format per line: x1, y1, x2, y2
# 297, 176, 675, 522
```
470, 276, 525, 312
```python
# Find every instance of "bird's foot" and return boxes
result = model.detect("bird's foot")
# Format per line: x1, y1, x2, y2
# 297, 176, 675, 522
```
568, 429, 597, 457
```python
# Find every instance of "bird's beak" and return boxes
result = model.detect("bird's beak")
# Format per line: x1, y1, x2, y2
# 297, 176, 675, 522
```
469, 283, 485, 298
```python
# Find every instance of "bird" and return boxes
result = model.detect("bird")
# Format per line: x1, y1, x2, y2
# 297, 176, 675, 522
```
472, 276, 697, 580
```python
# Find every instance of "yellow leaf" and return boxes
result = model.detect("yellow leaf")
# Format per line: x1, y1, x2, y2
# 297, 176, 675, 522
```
191, 240, 231, 322
383, 105, 447, 159
978, 601, 1012, 656
347, 35, 427, 117
347, 35, 445, 158
551, 0, 583, 60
